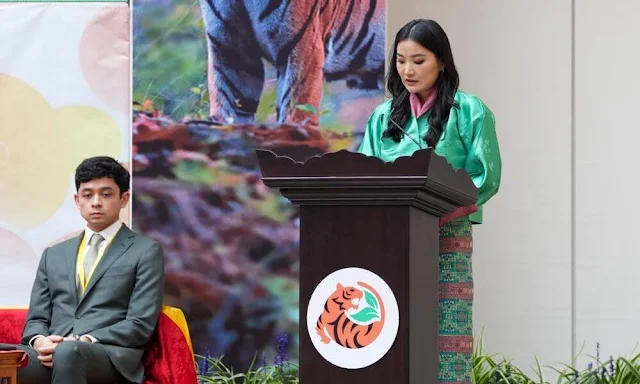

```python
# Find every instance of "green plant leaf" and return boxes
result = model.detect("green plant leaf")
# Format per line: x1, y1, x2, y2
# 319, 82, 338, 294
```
173, 160, 213, 184
349, 306, 379, 323
364, 290, 378, 311
295, 104, 318, 114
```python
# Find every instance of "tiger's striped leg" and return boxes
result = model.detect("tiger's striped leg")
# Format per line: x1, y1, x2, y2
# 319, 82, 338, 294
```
274, 2, 325, 130
200, 0, 265, 124
438, 220, 474, 384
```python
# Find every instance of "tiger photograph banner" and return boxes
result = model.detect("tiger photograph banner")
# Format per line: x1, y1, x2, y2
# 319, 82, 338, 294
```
132, 0, 386, 370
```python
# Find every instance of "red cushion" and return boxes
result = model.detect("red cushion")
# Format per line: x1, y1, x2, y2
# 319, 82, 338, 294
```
0, 308, 27, 345
142, 313, 198, 384
0, 308, 197, 384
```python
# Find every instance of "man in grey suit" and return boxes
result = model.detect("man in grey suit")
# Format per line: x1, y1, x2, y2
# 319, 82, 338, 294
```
1, 156, 165, 384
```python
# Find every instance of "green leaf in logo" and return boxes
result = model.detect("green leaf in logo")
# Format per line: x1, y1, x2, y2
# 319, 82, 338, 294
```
350, 306, 379, 323
364, 290, 378, 311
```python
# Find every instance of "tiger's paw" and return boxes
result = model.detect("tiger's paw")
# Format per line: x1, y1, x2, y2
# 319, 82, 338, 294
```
316, 327, 331, 344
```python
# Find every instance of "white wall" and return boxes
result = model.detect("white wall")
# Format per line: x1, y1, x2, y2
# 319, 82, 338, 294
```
390, 0, 640, 375
388, 0, 577, 377
575, 0, 640, 367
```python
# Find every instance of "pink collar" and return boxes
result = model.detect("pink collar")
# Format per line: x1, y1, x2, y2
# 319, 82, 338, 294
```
410, 88, 437, 118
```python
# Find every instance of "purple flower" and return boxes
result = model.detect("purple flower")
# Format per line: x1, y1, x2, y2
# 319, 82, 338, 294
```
199, 347, 210, 375
274, 332, 289, 367
609, 355, 615, 376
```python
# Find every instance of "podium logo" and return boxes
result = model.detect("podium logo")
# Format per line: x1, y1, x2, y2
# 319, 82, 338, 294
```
314, 281, 384, 347
306, 267, 399, 369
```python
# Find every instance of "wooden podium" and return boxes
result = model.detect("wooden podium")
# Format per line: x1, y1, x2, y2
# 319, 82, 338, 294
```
256, 148, 477, 383
0, 349, 27, 384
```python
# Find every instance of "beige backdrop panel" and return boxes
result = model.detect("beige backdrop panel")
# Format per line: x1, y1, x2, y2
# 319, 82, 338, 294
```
0, 3, 131, 306
387, 0, 573, 376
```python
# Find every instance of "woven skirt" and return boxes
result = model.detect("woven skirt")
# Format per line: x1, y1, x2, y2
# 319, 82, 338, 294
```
438, 219, 474, 384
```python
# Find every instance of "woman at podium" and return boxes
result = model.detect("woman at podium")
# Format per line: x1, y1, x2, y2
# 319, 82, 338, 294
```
358, 19, 501, 384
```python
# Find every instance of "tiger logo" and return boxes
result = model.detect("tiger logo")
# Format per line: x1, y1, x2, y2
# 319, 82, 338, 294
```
199, 0, 385, 128
315, 282, 385, 349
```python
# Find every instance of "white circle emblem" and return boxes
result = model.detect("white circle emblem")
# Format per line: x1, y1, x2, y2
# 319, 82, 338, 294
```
306, 267, 400, 369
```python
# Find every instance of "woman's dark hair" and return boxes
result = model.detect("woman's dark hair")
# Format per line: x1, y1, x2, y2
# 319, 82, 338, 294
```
384, 19, 459, 147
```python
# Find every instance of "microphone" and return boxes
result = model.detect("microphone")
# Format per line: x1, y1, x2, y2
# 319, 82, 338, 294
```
388, 107, 422, 148
388, 89, 422, 147
389, 113, 421, 147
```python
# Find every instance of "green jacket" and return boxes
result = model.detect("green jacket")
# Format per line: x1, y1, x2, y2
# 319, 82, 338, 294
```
357, 90, 501, 224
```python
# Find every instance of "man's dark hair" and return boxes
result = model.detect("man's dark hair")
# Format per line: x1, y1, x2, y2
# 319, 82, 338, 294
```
75, 156, 130, 195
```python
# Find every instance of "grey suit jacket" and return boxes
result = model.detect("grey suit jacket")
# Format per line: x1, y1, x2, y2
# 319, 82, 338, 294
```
21, 224, 165, 383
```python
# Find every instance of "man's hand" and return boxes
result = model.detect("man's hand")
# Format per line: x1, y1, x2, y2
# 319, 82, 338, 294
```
33, 335, 63, 368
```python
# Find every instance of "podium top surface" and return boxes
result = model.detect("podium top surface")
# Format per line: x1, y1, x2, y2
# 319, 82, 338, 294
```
255, 148, 478, 213
257, 148, 473, 187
